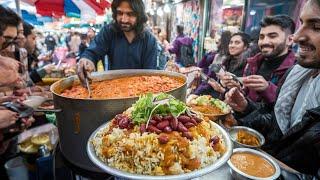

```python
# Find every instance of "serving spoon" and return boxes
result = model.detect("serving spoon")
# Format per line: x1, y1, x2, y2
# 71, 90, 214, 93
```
83, 67, 92, 99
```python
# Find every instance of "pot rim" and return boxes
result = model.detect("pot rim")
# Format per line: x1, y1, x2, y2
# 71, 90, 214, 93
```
50, 69, 187, 101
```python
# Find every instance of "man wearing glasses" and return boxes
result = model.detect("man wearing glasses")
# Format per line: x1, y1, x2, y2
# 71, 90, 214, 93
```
0, 5, 21, 86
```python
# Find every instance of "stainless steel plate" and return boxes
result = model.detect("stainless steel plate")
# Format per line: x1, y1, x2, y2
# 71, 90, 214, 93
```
227, 148, 281, 180
229, 126, 265, 149
87, 121, 233, 180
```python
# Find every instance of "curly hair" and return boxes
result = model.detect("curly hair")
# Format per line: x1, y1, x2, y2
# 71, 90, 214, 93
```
0, 5, 21, 36
111, 0, 148, 35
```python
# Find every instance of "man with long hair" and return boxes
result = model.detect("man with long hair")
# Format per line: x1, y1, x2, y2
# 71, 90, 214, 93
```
77, 0, 158, 85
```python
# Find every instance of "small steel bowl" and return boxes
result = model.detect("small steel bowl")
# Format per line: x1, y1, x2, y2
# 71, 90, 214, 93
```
227, 148, 281, 180
229, 126, 265, 148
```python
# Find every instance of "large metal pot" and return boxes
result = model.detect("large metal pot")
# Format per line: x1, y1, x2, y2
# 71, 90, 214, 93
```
50, 70, 187, 172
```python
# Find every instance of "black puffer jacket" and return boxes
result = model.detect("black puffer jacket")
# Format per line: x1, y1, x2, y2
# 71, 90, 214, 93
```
235, 102, 320, 178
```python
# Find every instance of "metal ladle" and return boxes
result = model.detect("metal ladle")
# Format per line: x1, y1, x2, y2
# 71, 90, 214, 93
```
83, 67, 92, 99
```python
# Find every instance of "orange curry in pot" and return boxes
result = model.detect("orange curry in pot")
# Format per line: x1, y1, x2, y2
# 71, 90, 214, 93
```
61, 75, 184, 99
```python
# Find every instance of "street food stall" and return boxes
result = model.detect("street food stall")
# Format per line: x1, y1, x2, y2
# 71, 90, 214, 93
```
18, 69, 295, 179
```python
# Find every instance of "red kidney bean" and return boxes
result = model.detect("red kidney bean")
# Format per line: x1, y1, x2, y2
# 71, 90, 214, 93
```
158, 134, 169, 144
115, 114, 125, 120
152, 115, 162, 122
189, 118, 198, 125
184, 122, 195, 128
163, 126, 172, 133
140, 124, 146, 133
163, 115, 174, 121
128, 120, 134, 129
210, 136, 220, 145
147, 125, 162, 134
182, 131, 193, 140
119, 118, 129, 129
114, 114, 125, 125
177, 122, 188, 132
149, 119, 157, 125
156, 120, 169, 130
170, 118, 178, 130
177, 115, 191, 123
193, 116, 202, 123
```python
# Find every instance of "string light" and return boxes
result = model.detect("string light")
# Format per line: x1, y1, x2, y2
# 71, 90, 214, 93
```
157, 8, 163, 16
164, 4, 170, 13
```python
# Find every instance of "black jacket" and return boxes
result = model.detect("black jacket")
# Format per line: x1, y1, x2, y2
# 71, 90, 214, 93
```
235, 97, 320, 178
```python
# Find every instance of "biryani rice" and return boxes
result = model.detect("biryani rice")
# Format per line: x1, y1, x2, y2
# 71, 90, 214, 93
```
91, 120, 225, 175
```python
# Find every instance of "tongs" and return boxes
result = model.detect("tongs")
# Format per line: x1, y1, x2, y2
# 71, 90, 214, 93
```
83, 67, 92, 99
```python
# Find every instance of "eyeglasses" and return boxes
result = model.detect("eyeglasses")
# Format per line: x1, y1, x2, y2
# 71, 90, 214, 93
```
1, 36, 17, 50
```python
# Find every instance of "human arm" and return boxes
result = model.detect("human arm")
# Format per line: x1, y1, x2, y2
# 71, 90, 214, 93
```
81, 25, 112, 64
225, 87, 283, 143
29, 64, 55, 83
219, 72, 242, 89
76, 26, 113, 85
243, 75, 277, 104
0, 109, 18, 129
168, 39, 180, 54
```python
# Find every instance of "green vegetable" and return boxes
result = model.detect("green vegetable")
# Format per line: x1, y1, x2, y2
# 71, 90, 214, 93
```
210, 98, 230, 113
168, 98, 187, 117
195, 95, 211, 106
131, 93, 154, 125
131, 93, 187, 125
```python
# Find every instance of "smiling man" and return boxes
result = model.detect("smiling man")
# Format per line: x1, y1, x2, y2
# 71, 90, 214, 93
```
77, 0, 158, 86
224, 0, 320, 177
221, 15, 296, 105
243, 15, 297, 104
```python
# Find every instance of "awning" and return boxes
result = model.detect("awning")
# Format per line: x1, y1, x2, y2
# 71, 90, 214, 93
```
35, 0, 65, 18
22, 10, 44, 26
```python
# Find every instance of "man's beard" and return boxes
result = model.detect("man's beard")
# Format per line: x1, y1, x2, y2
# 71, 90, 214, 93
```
260, 41, 286, 59
117, 22, 136, 32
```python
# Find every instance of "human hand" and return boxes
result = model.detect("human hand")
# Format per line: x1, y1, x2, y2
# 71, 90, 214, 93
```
243, 75, 269, 92
224, 87, 248, 112
43, 64, 56, 74
38, 54, 52, 61
219, 72, 241, 89
76, 58, 95, 87
0, 96, 22, 103
0, 56, 22, 87
0, 109, 18, 129
208, 79, 226, 93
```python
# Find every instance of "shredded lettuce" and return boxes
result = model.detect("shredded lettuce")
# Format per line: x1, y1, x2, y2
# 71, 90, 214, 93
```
131, 93, 154, 125
131, 93, 187, 125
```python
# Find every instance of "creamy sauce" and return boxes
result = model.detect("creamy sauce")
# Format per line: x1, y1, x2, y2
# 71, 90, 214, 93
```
231, 152, 275, 178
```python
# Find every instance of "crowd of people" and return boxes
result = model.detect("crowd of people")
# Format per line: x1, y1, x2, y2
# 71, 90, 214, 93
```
0, 0, 320, 179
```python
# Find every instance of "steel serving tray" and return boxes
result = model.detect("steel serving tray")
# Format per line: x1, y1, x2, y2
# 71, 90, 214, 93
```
87, 121, 233, 180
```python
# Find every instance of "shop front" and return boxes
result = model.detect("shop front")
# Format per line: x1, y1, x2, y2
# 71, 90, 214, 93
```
243, 0, 306, 34
201, 0, 245, 55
